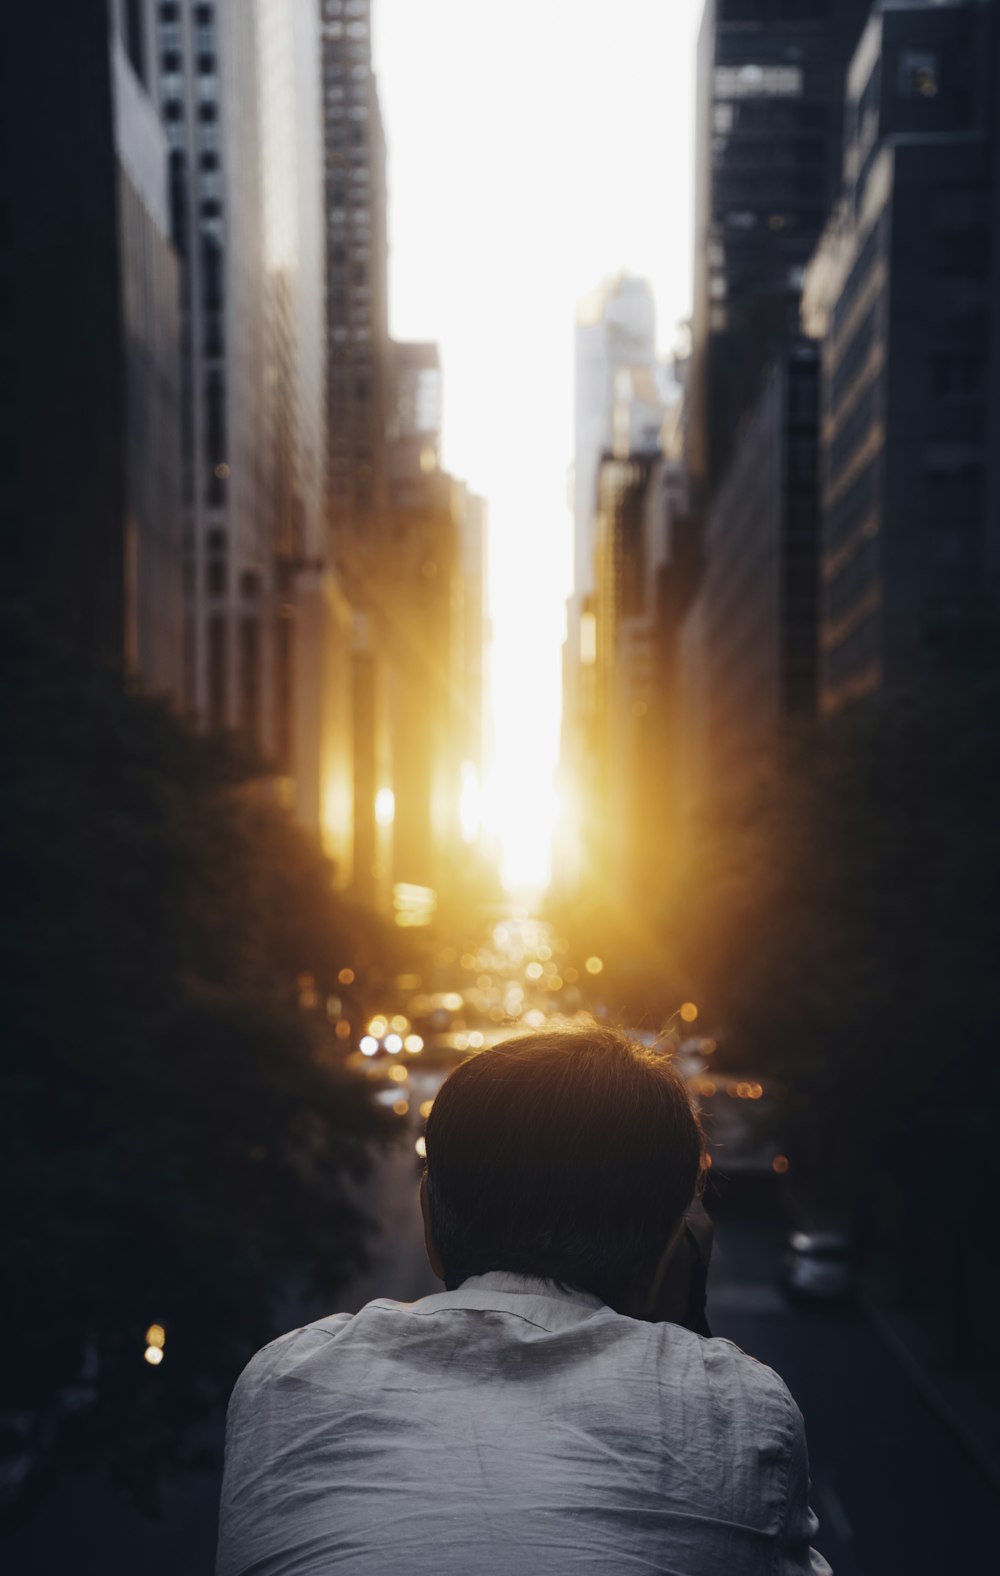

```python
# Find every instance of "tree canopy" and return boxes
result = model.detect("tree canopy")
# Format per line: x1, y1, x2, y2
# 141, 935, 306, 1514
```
0, 616, 397, 1513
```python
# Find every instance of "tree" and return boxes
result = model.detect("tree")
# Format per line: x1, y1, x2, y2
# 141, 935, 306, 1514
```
0, 615, 397, 1513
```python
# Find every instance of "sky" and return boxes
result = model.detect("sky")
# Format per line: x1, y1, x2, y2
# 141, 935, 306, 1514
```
371, 0, 704, 887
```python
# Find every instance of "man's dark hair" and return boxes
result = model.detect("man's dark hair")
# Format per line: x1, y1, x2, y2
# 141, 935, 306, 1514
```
424, 1025, 705, 1310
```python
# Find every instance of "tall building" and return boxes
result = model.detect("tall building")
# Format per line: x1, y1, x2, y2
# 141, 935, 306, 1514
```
689, 0, 871, 510
385, 342, 481, 910
153, 0, 270, 737
319, 0, 391, 578
152, 1, 353, 859
679, 342, 820, 798
559, 276, 660, 890
318, 0, 398, 904
802, 0, 999, 713
0, 0, 183, 694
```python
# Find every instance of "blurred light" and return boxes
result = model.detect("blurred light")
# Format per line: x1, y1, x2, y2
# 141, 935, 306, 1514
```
214, 462, 230, 479
584, 957, 603, 976
419, 1100, 435, 1118
772, 1154, 790, 1175
335, 1020, 351, 1040
680, 1001, 699, 1023
442, 992, 464, 1012
415, 1135, 427, 1159
368, 1016, 388, 1038
548, 975, 564, 991
145, 1323, 166, 1349
337, 967, 355, 985
564, 966, 579, 983
375, 787, 395, 827
460, 953, 476, 970
396, 973, 421, 990
525, 961, 544, 981
459, 761, 481, 845
391, 1014, 409, 1033
360, 1036, 378, 1056
392, 1099, 410, 1116
468, 1031, 484, 1048
749, 1082, 764, 1100
537, 945, 552, 962
385, 1034, 403, 1054
454, 1033, 470, 1050
524, 1008, 546, 1027
404, 1034, 424, 1054
144, 1346, 164, 1366
489, 1005, 506, 1022
388, 1064, 408, 1084
702, 1152, 713, 1170
695, 1078, 717, 1097
477, 974, 493, 990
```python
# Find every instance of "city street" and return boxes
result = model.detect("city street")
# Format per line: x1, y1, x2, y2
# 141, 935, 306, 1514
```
5, 1069, 998, 1575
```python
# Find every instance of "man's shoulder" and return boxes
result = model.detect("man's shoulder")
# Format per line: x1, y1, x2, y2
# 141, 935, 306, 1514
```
233, 1312, 355, 1399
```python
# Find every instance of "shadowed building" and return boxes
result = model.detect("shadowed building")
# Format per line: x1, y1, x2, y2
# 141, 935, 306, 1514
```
802, 0, 999, 713
679, 343, 820, 799
0, 0, 183, 695
689, 0, 871, 512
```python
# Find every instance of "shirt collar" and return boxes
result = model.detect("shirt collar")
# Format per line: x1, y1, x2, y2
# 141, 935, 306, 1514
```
428, 1270, 605, 1313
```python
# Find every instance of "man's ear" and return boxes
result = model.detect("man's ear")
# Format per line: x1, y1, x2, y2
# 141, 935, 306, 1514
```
419, 1172, 446, 1282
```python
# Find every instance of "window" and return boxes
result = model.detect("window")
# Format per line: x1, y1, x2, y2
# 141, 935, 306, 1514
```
208, 615, 227, 731
208, 559, 227, 596
198, 101, 218, 122
164, 97, 183, 121
898, 52, 939, 99
714, 64, 803, 99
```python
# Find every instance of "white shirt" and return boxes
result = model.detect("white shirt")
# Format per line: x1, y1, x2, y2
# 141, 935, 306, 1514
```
217, 1271, 831, 1576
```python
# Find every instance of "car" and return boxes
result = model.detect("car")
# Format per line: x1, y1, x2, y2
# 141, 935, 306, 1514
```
781, 1230, 854, 1303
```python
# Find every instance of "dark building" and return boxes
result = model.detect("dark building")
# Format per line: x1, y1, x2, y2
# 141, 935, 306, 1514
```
319, 0, 391, 577
802, 0, 999, 713
0, 0, 183, 693
680, 343, 820, 794
689, 0, 871, 510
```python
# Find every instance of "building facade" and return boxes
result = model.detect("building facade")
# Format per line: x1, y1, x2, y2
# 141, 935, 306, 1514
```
679, 343, 820, 799
802, 0, 999, 713
0, 0, 183, 695
689, 0, 870, 511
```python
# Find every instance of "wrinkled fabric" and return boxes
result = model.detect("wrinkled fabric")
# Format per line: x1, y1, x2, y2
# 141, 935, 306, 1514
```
217, 1271, 831, 1576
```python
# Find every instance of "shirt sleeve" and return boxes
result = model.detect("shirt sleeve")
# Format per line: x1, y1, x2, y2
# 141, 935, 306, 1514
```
778, 1399, 832, 1576
216, 1320, 350, 1576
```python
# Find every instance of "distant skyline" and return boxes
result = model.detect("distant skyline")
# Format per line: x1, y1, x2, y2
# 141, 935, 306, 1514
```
372, 0, 703, 885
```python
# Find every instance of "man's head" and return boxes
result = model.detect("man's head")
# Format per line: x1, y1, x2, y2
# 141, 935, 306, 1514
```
422, 1025, 704, 1312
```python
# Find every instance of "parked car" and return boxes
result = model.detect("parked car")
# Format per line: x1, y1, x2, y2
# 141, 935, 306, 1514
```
782, 1230, 854, 1302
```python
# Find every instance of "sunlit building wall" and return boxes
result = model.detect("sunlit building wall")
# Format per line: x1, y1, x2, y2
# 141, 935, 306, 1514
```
0, 1, 183, 695
319, 0, 395, 904
559, 274, 658, 891
802, 0, 1000, 714
385, 343, 470, 901
255, 0, 356, 858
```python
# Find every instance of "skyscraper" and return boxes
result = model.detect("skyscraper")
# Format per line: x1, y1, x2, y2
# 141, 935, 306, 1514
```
0, 0, 183, 695
689, 0, 870, 510
152, 0, 269, 737
319, 0, 391, 580
802, 0, 999, 712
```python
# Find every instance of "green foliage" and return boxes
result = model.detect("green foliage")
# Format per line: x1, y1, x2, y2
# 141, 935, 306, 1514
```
0, 616, 396, 1513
